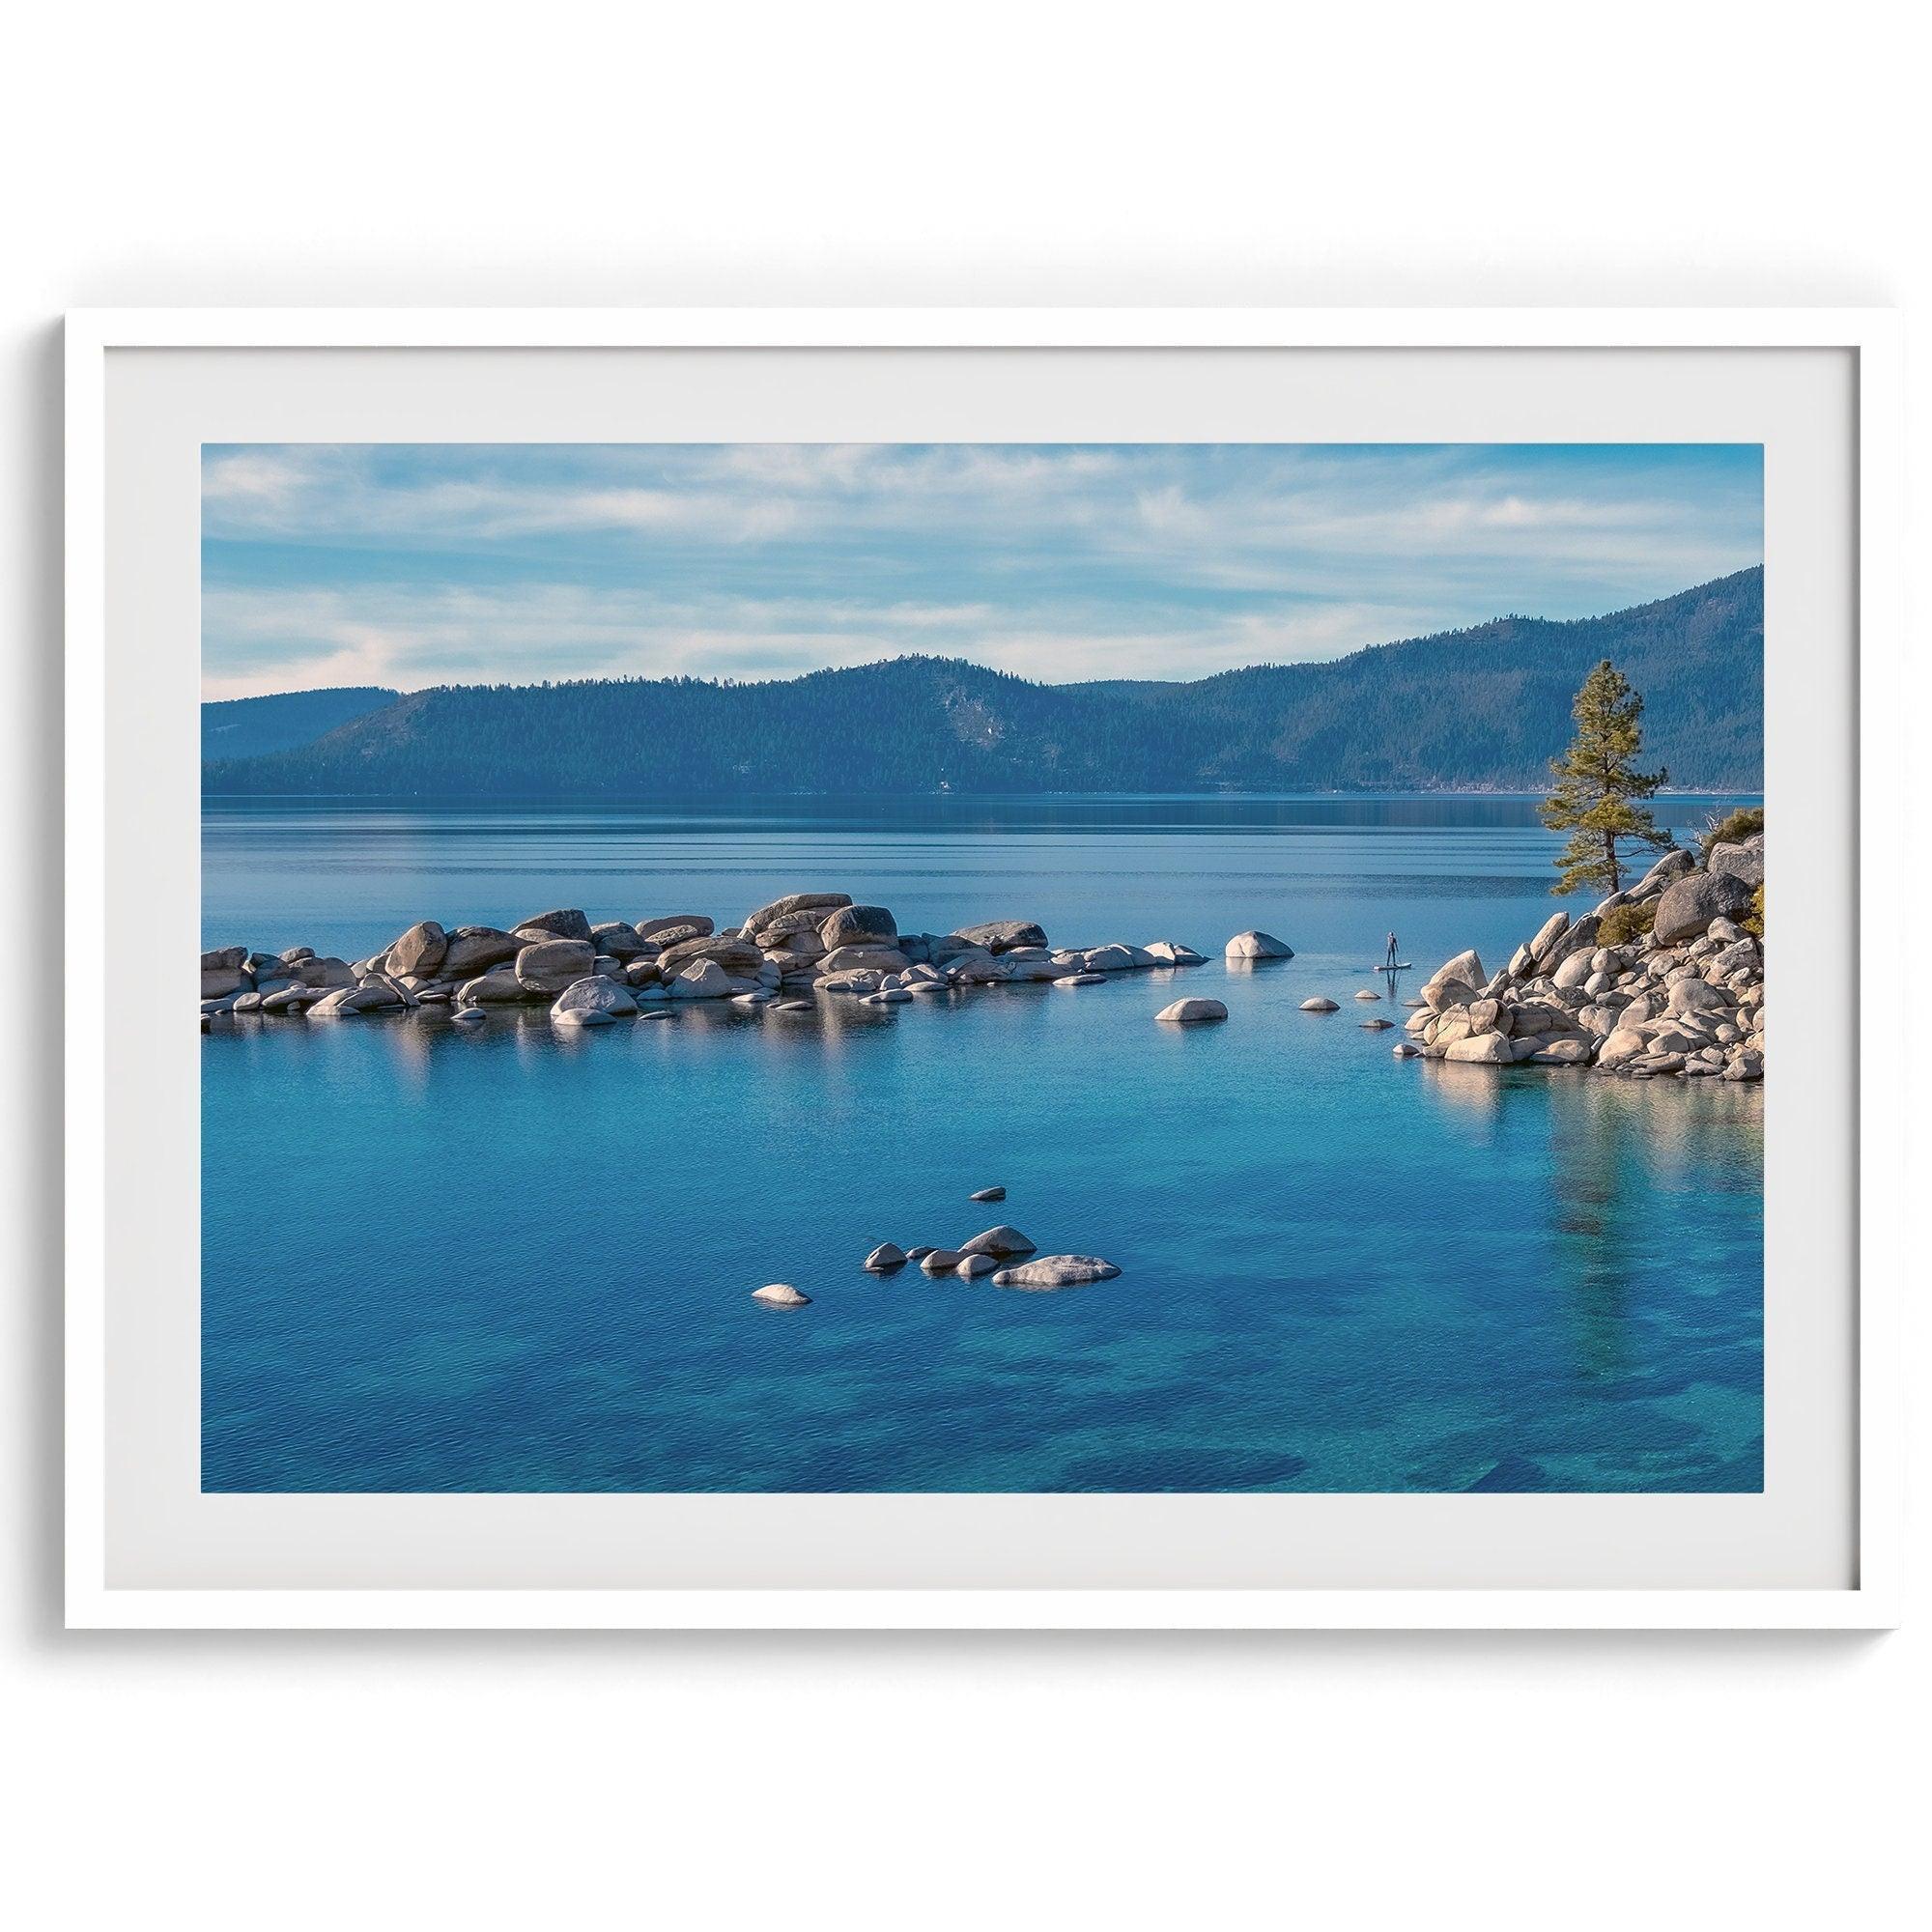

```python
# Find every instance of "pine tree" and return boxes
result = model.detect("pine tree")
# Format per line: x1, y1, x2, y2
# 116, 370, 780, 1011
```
1539, 660, 1672, 895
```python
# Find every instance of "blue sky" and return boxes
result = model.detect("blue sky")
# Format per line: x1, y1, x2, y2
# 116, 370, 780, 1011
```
201, 442, 1763, 699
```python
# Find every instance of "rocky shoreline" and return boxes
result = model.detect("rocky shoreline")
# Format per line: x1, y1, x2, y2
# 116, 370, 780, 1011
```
200, 843, 1764, 1082
200, 892, 1217, 1027
1398, 834, 1766, 1081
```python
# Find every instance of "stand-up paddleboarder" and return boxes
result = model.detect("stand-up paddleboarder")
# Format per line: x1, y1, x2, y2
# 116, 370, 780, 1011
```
1384, 929, 1400, 970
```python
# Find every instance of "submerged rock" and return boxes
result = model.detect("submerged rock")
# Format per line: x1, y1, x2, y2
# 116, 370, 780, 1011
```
991, 1256, 1122, 1290
1299, 997, 1340, 1013
969, 1186, 1006, 1203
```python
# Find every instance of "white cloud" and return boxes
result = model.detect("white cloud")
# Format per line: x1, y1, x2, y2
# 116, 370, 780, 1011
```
201, 580, 1444, 698
201, 442, 1763, 695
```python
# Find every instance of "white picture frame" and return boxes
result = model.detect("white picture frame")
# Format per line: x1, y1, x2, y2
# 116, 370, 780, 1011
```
65, 307, 1904, 1631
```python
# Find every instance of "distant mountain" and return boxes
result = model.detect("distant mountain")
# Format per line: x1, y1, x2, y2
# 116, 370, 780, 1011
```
202, 686, 399, 764
202, 569, 1761, 796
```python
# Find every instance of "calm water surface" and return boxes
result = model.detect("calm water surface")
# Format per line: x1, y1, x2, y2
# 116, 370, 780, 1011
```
202, 794, 1763, 1492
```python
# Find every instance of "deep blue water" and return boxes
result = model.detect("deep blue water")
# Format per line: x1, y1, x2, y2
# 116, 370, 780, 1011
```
202, 793, 1763, 1493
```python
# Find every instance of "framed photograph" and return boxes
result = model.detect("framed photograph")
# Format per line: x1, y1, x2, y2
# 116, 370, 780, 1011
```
65, 309, 1902, 1629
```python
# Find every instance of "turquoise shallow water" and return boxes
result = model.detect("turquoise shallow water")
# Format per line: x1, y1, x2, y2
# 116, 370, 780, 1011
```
201, 794, 1763, 1492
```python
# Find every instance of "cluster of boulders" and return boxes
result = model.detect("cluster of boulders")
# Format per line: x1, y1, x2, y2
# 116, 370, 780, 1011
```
1397, 836, 1766, 1081
752, 1203, 1123, 1309
861, 1223, 1118, 1290
200, 893, 1219, 1031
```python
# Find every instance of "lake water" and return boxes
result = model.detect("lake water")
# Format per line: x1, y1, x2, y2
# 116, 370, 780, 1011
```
202, 794, 1764, 1493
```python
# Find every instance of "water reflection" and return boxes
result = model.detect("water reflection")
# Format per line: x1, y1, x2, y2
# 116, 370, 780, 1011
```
202, 797, 1765, 1493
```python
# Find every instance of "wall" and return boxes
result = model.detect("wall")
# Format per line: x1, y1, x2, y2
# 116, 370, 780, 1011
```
3, 5, 1920, 1925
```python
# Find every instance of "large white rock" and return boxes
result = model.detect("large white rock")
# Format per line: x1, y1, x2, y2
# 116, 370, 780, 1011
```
1597, 1027, 1648, 1066
991, 1256, 1122, 1290
864, 1243, 908, 1272
1630, 847, 1694, 899
1224, 930, 1293, 959
818, 944, 912, 977
1550, 950, 1596, 991
1527, 912, 1570, 966
1156, 997, 1228, 1024
1298, 997, 1340, 1013
659, 935, 763, 976
514, 908, 593, 943
744, 892, 850, 936
456, 968, 528, 1005
635, 914, 714, 946
1529, 1037, 1594, 1065
1666, 977, 1730, 1018
384, 920, 448, 977
552, 977, 637, 1025
1144, 941, 1206, 966
516, 938, 596, 993
1707, 839, 1765, 890
668, 958, 733, 999
307, 983, 400, 1017
440, 926, 523, 976
820, 903, 898, 950
751, 1282, 810, 1307
953, 920, 1047, 952
1443, 1031, 1513, 1063
959, 1225, 1037, 1258
1424, 949, 1486, 995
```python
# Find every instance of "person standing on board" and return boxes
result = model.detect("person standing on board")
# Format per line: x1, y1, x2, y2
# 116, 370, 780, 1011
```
1384, 929, 1400, 969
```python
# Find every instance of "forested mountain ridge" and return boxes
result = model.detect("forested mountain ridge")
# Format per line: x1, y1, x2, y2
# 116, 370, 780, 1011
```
201, 685, 399, 763
203, 568, 1762, 795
